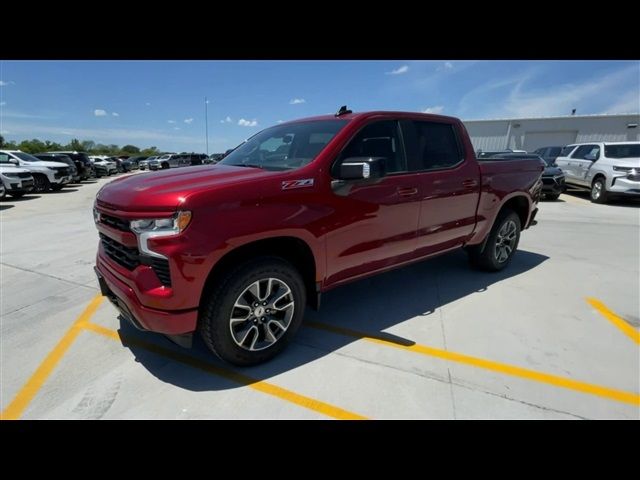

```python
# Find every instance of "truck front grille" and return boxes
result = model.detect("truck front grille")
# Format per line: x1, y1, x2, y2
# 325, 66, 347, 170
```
99, 232, 172, 287
100, 213, 131, 232
100, 233, 140, 270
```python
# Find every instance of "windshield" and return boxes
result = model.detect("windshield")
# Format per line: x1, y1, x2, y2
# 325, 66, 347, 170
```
219, 120, 348, 171
13, 152, 44, 163
605, 144, 640, 159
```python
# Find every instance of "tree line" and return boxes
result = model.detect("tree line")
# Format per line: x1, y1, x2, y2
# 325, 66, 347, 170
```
0, 135, 161, 157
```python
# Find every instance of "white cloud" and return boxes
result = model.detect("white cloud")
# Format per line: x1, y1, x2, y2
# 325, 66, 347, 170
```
0, 80, 15, 86
112, 112, 120, 117
386, 65, 409, 75
94, 109, 108, 117
220, 116, 232, 123
276, 120, 284, 123
444, 62, 453, 69
0, 101, 6, 106
168, 120, 176, 124
605, 89, 640, 114
174, 127, 181, 130
145, 102, 151, 106
422, 106, 444, 114
184, 118, 194, 124
289, 98, 306, 104
238, 118, 258, 127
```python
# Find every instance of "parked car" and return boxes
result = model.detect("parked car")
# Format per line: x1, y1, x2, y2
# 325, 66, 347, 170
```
138, 156, 156, 170
89, 157, 118, 176
46, 151, 94, 180
126, 156, 147, 169
0, 165, 34, 198
0, 150, 71, 192
554, 142, 640, 203
94, 109, 543, 366
532, 146, 563, 166
207, 153, 225, 164
490, 152, 565, 200
34, 153, 79, 182
0, 180, 4, 199
148, 153, 204, 170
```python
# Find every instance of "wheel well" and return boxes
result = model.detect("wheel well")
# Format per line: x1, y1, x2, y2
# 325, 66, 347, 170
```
500, 196, 529, 228
591, 173, 606, 186
201, 237, 318, 311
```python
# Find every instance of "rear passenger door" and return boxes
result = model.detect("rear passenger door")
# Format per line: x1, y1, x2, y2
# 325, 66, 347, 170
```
555, 145, 577, 182
401, 119, 481, 256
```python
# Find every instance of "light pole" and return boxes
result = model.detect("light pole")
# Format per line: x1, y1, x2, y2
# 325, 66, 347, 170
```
204, 97, 209, 155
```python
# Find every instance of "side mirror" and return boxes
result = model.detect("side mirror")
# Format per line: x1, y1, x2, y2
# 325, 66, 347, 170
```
9, 158, 19, 165
335, 157, 386, 180
584, 153, 597, 161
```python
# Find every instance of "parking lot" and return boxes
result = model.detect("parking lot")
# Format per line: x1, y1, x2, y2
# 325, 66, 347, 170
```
1, 175, 638, 420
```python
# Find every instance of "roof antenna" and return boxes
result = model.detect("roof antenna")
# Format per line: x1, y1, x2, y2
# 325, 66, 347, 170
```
335, 105, 352, 117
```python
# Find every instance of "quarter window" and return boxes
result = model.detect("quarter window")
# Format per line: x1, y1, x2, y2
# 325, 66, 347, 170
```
410, 121, 462, 171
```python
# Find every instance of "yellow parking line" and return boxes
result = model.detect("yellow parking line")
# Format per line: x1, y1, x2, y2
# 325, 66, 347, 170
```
586, 297, 639, 345
305, 321, 640, 406
1, 294, 104, 420
82, 322, 367, 420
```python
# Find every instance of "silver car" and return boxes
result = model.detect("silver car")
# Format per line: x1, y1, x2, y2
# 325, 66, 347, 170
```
555, 142, 640, 203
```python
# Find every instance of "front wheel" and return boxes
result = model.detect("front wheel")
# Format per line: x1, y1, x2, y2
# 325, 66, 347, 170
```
199, 257, 306, 366
546, 193, 561, 201
8, 192, 25, 198
468, 209, 521, 271
591, 178, 609, 204
51, 184, 64, 191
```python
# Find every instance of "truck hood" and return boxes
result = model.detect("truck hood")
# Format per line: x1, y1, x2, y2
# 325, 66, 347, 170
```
21, 160, 68, 168
97, 165, 277, 211
542, 165, 563, 176
0, 165, 32, 174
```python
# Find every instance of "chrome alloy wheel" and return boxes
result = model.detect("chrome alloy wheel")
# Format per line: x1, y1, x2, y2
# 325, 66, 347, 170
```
591, 180, 603, 200
494, 220, 517, 263
229, 278, 295, 351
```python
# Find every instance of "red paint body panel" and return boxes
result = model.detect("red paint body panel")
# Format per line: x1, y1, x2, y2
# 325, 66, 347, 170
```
94, 111, 542, 335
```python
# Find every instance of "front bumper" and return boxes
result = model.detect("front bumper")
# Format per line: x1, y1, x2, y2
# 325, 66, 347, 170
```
5, 178, 34, 192
609, 176, 640, 196
95, 261, 198, 335
541, 175, 566, 194
51, 176, 72, 185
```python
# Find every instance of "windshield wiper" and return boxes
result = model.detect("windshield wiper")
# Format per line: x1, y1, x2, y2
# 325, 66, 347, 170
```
235, 163, 264, 169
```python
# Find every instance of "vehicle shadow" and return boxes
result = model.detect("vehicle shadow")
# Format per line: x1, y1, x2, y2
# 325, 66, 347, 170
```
1, 195, 41, 202
48, 188, 79, 194
115, 248, 549, 392
0, 204, 14, 211
564, 189, 640, 208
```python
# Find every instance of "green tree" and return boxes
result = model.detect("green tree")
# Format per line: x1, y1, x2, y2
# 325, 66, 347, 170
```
121, 144, 140, 154
81, 140, 96, 152
67, 138, 83, 151
0, 135, 4, 148
141, 146, 160, 156
18, 138, 46, 154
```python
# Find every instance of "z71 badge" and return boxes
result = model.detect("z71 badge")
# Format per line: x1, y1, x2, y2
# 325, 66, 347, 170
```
281, 179, 314, 190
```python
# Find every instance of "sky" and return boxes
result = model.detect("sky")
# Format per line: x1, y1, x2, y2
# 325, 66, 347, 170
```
1, 60, 638, 153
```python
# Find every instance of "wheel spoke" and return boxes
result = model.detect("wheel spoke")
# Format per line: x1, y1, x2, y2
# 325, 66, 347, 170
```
237, 325, 258, 348
264, 325, 278, 344
268, 319, 287, 332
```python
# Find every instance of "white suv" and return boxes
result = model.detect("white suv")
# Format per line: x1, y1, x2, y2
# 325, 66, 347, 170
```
555, 142, 640, 203
0, 150, 72, 193
0, 165, 35, 198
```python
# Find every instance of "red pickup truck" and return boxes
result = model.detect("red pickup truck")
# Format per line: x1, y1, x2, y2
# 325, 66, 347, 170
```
94, 109, 543, 365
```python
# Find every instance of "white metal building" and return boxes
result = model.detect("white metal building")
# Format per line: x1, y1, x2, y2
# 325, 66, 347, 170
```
463, 113, 640, 153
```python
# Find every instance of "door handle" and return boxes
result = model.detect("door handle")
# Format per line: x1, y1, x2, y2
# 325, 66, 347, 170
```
462, 179, 478, 188
397, 186, 418, 197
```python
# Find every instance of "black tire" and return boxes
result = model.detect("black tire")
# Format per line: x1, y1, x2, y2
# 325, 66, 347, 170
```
199, 257, 306, 366
33, 174, 51, 193
590, 177, 608, 204
546, 193, 561, 201
51, 184, 64, 191
161, 162, 169, 169
468, 209, 521, 272
8, 192, 25, 198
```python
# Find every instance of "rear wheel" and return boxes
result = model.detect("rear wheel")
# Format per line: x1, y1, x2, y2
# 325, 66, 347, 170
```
33, 174, 51, 193
161, 162, 169, 169
590, 177, 608, 204
468, 209, 521, 271
199, 257, 306, 366
51, 184, 64, 191
8, 192, 25, 198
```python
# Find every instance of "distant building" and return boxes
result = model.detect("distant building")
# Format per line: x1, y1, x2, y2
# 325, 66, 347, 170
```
463, 113, 640, 153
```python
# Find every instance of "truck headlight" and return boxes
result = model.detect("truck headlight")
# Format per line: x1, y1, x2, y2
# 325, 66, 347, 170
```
130, 211, 192, 258
612, 166, 632, 172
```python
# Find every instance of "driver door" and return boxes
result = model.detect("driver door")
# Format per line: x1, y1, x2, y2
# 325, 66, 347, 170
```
324, 120, 422, 286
